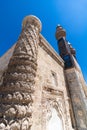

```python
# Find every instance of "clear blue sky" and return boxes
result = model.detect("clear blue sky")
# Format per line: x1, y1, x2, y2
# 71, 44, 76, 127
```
0, 0, 87, 82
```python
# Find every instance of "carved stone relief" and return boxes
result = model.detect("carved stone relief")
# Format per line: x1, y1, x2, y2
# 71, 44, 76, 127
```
41, 77, 75, 130
47, 108, 63, 130
41, 85, 68, 130
0, 15, 41, 130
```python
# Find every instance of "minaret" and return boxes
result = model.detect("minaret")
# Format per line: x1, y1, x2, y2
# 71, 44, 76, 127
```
56, 25, 87, 130
55, 25, 76, 69
0, 15, 41, 129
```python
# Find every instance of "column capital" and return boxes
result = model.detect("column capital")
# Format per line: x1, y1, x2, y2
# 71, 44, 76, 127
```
22, 15, 42, 32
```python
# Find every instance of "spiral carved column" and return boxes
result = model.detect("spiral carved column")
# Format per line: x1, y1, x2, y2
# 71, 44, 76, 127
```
0, 15, 41, 130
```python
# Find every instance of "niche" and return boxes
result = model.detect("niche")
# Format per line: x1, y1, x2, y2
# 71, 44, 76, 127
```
47, 108, 63, 130
51, 71, 58, 86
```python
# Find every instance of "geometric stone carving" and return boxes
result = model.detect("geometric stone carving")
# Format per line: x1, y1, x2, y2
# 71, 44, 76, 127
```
40, 78, 75, 130
1, 14, 86, 130
0, 15, 41, 130
42, 85, 70, 130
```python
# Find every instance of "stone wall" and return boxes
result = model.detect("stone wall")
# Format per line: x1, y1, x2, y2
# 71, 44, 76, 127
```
0, 44, 15, 85
65, 67, 87, 130
31, 36, 74, 130
0, 35, 74, 130
0, 15, 76, 130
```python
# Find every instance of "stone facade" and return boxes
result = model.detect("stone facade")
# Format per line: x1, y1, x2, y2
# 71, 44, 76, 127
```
0, 15, 87, 130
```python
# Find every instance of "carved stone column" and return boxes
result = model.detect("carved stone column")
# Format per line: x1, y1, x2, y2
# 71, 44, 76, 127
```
0, 15, 41, 130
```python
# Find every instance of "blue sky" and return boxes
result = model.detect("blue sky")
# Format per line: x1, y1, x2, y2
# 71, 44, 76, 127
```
0, 0, 87, 82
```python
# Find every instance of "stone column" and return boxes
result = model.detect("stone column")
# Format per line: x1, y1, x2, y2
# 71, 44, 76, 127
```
0, 15, 41, 130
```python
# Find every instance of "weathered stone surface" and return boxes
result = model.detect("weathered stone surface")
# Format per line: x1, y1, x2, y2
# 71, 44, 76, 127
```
31, 41, 74, 130
0, 15, 41, 129
65, 66, 87, 129
0, 15, 87, 130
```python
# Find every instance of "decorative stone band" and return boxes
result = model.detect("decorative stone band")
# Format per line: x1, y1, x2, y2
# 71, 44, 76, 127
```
0, 15, 41, 130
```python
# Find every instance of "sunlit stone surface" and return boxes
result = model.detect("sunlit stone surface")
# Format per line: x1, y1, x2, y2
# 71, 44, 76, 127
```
0, 15, 87, 130
47, 108, 63, 130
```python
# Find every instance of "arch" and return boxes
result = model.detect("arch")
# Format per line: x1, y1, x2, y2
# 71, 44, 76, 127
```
47, 108, 63, 130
